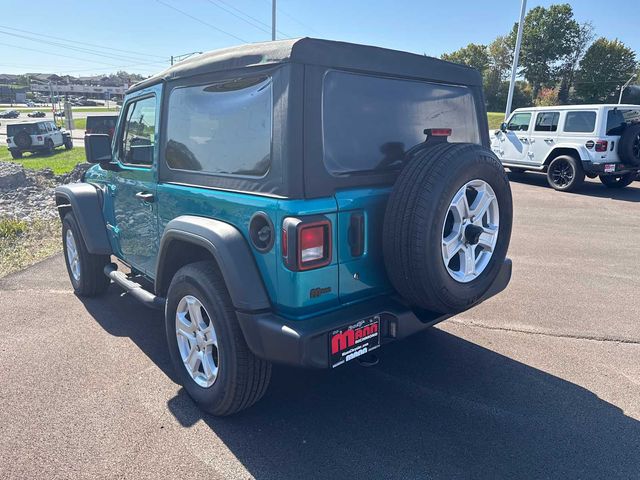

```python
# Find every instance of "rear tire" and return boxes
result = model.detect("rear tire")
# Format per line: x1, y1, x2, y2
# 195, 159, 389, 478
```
165, 261, 271, 416
62, 212, 110, 296
383, 143, 513, 313
546, 155, 584, 192
10, 150, 22, 159
599, 172, 636, 188
618, 123, 640, 165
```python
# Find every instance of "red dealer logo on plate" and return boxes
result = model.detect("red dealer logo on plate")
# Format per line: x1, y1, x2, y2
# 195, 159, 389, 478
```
330, 316, 381, 368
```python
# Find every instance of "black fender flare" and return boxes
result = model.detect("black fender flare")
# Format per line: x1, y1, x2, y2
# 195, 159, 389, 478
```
156, 215, 271, 312
54, 183, 112, 255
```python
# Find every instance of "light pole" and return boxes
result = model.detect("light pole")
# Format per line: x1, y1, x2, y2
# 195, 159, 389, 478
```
505, 0, 527, 120
271, 0, 276, 41
618, 73, 637, 104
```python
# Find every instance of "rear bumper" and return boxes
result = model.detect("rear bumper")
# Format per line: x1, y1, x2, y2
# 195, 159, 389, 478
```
238, 258, 512, 369
582, 161, 639, 176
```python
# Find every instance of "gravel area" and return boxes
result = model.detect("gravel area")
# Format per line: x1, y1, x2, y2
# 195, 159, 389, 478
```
0, 161, 90, 221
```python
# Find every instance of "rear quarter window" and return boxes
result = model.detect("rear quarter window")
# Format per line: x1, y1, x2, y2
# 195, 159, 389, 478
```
563, 111, 596, 133
165, 76, 272, 177
322, 71, 480, 175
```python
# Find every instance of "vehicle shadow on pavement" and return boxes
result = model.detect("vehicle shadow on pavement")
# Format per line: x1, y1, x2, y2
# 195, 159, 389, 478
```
507, 171, 640, 202
80, 285, 640, 480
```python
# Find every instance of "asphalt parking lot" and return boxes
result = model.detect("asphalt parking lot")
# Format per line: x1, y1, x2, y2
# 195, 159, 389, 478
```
1, 173, 639, 479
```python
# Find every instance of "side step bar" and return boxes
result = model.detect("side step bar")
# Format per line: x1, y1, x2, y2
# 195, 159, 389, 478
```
104, 263, 166, 310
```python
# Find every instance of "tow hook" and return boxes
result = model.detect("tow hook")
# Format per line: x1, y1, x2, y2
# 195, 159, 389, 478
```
357, 353, 379, 367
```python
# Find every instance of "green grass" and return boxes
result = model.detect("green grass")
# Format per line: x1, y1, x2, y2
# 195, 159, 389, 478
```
0, 147, 85, 175
487, 112, 504, 130
0, 217, 60, 278
0, 218, 28, 238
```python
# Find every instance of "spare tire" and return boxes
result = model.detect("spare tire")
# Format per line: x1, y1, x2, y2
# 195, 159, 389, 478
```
14, 130, 32, 149
618, 123, 640, 165
383, 143, 512, 313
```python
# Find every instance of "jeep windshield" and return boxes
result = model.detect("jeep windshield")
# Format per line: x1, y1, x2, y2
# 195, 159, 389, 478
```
322, 70, 481, 175
7, 124, 38, 136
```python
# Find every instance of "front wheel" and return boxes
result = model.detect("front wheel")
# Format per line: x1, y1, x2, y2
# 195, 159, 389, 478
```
165, 261, 271, 416
599, 172, 636, 188
64, 137, 73, 150
62, 212, 110, 296
546, 155, 584, 192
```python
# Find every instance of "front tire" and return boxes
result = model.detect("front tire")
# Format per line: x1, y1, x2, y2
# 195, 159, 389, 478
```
165, 261, 271, 416
599, 172, 635, 188
64, 137, 73, 150
62, 212, 110, 296
546, 155, 584, 192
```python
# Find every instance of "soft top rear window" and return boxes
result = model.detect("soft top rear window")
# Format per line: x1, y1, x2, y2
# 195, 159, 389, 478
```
322, 70, 480, 175
7, 124, 38, 135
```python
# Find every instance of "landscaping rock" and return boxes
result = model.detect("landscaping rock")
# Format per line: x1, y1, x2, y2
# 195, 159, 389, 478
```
0, 162, 93, 221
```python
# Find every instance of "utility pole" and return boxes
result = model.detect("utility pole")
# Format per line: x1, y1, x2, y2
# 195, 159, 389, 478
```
505, 0, 527, 119
618, 73, 637, 104
271, 0, 276, 41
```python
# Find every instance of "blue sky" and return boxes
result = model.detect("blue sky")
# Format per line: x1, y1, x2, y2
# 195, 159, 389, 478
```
1, 0, 638, 76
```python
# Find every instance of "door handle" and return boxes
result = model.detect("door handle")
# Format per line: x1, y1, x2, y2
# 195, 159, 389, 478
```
135, 191, 155, 203
518, 137, 528, 143
544, 138, 554, 142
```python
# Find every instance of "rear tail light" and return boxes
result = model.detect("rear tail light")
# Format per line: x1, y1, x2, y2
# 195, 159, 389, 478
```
595, 140, 608, 152
282, 217, 331, 271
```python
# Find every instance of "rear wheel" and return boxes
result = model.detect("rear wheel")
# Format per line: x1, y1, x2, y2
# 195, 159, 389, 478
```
62, 212, 110, 296
599, 172, 636, 188
383, 143, 513, 313
10, 149, 22, 159
45, 139, 54, 155
546, 155, 584, 192
618, 123, 640, 165
165, 261, 271, 416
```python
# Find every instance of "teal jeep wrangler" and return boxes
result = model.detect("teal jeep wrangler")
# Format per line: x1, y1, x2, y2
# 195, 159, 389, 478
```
55, 38, 513, 415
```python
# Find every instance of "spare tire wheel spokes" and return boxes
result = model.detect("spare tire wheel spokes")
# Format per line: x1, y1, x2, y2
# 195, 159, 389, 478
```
442, 180, 499, 283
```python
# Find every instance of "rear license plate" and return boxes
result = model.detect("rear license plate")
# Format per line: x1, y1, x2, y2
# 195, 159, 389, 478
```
604, 164, 616, 173
329, 315, 380, 368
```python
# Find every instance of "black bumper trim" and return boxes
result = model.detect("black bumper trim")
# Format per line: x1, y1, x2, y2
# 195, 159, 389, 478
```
581, 160, 640, 175
238, 259, 512, 369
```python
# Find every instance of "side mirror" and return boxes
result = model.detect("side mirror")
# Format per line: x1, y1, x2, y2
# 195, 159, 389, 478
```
84, 134, 112, 164
500, 122, 508, 132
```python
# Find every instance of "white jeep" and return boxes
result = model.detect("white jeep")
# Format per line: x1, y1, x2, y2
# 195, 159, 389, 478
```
491, 104, 640, 191
7, 120, 73, 159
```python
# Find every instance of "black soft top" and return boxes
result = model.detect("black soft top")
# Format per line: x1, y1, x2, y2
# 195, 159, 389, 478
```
130, 37, 482, 93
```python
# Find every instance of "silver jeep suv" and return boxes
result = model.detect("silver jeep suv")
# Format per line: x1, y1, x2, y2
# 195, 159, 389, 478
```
7, 120, 73, 159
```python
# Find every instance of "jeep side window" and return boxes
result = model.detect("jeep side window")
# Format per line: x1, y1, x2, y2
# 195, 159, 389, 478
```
563, 111, 596, 133
38, 123, 47, 133
119, 96, 156, 166
506, 113, 531, 132
165, 76, 272, 176
534, 112, 559, 132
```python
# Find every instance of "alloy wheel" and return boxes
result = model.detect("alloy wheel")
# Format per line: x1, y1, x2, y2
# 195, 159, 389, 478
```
441, 179, 500, 283
175, 295, 220, 388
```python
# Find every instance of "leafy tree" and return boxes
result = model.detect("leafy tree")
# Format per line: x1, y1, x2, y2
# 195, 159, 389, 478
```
557, 22, 594, 104
535, 87, 558, 106
441, 43, 489, 73
575, 38, 637, 103
509, 3, 580, 97
483, 36, 514, 111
